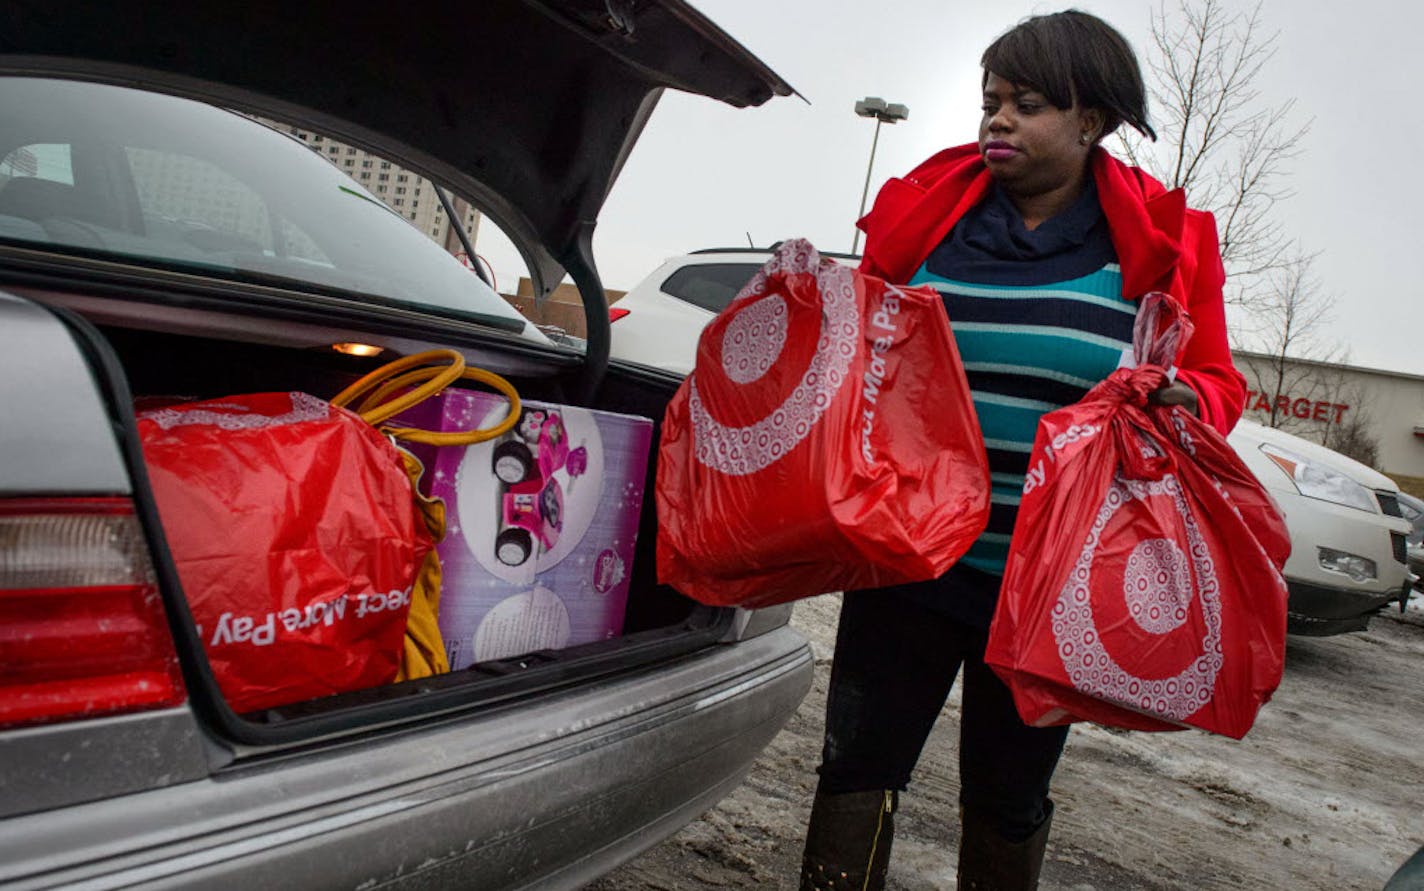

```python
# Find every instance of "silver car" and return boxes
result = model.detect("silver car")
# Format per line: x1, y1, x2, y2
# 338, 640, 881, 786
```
1398, 491, 1424, 590
0, 3, 811, 888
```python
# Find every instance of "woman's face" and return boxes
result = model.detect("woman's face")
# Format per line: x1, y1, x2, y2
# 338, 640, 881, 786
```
978, 72, 1101, 197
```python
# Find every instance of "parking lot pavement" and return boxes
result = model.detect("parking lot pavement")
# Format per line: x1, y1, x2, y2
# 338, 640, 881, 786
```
590, 595, 1424, 890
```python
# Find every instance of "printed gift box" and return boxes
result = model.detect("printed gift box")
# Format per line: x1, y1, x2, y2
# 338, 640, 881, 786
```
398, 391, 653, 670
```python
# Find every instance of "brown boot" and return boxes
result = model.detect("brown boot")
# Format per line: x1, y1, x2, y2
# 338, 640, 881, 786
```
799, 787, 898, 891
956, 801, 1053, 891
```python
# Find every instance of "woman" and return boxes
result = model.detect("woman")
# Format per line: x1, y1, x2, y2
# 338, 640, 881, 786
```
799, 11, 1245, 891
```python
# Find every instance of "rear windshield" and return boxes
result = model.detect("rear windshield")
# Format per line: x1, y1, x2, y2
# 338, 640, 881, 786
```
660, 263, 763, 313
0, 77, 536, 336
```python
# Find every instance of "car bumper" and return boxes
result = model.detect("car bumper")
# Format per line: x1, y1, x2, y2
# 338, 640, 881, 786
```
1263, 485, 1411, 635
0, 627, 813, 891
1286, 578, 1412, 636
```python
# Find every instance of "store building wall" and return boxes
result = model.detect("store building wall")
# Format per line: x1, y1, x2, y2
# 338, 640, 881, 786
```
1233, 350, 1424, 478
501, 277, 625, 340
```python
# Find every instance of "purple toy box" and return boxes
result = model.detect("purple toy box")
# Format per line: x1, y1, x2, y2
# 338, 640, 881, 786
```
397, 391, 653, 670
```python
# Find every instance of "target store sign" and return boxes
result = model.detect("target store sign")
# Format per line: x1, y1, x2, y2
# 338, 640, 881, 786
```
1244, 390, 1350, 424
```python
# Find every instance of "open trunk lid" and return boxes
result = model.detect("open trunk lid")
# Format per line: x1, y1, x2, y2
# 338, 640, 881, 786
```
0, 0, 796, 385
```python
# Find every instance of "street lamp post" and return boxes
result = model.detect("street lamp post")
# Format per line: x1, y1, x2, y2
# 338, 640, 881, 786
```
852, 97, 909, 255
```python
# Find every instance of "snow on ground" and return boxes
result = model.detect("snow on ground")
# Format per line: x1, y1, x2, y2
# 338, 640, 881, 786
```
590, 593, 1424, 890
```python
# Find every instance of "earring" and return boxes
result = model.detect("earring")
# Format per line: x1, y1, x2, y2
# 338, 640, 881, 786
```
1080, 133, 1092, 145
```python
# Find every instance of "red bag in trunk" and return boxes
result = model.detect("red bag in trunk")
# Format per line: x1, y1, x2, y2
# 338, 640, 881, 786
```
984, 294, 1289, 739
137, 351, 520, 714
656, 239, 990, 608
140, 392, 431, 713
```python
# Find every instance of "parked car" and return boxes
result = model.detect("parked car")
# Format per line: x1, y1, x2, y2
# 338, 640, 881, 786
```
612, 251, 1416, 635
0, 3, 813, 890
1387, 842, 1424, 890
1227, 420, 1414, 634
609, 245, 857, 374
1396, 490, 1424, 591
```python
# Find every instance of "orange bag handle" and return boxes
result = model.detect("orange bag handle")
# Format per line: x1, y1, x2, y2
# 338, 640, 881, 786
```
369, 366, 521, 447
331, 349, 465, 421
331, 348, 521, 446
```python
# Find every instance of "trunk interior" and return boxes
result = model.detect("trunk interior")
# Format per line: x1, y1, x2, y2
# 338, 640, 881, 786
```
46, 293, 729, 744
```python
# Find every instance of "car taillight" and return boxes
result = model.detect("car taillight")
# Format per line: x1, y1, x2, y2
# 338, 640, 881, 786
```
0, 498, 185, 728
609, 307, 630, 322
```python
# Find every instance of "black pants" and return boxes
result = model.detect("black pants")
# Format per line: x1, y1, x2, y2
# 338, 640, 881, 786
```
817, 583, 1069, 842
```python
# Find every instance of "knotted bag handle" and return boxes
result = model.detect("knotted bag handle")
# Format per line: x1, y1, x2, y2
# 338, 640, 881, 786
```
1131, 291, 1194, 370
1115, 292, 1196, 482
331, 348, 522, 446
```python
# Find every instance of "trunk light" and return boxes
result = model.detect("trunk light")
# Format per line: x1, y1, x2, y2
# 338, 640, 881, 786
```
333, 342, 385, 357
0, 498, 186, 728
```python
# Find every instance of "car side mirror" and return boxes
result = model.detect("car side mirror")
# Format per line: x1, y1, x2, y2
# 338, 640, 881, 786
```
1386, 844, 1424, 890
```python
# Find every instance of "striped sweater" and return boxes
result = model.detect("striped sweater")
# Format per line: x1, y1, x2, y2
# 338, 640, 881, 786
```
908, 181, 1135, 577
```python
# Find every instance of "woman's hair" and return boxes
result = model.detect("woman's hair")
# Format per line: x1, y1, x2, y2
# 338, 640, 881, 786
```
981, 9, 1157, 141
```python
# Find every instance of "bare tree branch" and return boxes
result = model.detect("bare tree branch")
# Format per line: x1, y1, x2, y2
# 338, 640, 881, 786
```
1116, 0, 1314, 324
1124, 2, 1368, 451
1238, 252, 1347, 432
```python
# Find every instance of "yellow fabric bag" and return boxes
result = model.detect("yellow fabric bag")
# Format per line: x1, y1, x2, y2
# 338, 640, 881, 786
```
395, 448, 448, 680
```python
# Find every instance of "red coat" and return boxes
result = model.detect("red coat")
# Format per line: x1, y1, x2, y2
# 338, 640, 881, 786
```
857, 143, 1246, 435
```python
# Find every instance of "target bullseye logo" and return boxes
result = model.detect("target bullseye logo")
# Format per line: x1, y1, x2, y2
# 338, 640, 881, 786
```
688, 242, 860, 476
1123, 538, 1191, 633
721, 293, 787, 384
1051, 475, 1224, 722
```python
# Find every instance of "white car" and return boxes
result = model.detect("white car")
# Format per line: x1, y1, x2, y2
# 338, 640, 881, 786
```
1226, 420, 1414, 634
611, 250, 1415, 635
609, 246, 855, 375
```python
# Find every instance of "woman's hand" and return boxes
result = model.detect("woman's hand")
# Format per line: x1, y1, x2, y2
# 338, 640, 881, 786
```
1147, 381, 1199, 417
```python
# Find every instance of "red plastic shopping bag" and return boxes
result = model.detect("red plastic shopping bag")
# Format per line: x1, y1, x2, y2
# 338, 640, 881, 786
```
985, 294, 1289, 739
656, 238, 990, 608
139, 391, 433, 713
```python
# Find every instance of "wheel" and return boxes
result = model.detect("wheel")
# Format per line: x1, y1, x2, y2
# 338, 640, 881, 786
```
492, 440, 534, 484
495, 527, 533, 566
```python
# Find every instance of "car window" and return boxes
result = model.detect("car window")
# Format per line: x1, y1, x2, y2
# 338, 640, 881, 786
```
276, 217, 333, 265
1, 142, 74, 185
126, 146, 277, 255
660, 263, 762, 313
0, 77, 535, 337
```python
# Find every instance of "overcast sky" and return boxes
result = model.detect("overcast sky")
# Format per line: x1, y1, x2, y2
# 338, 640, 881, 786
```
476, 0, 1424, 377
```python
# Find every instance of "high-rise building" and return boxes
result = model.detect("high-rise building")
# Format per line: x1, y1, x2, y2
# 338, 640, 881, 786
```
251, 117, 480, 253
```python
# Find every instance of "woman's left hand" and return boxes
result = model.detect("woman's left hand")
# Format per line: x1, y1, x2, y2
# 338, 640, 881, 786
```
1147, 381, 1199, 417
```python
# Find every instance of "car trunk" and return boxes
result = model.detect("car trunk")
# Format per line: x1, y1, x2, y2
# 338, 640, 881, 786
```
10, 277, 735, 746
0, 0, 795, 751
0, 5, 800, 794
